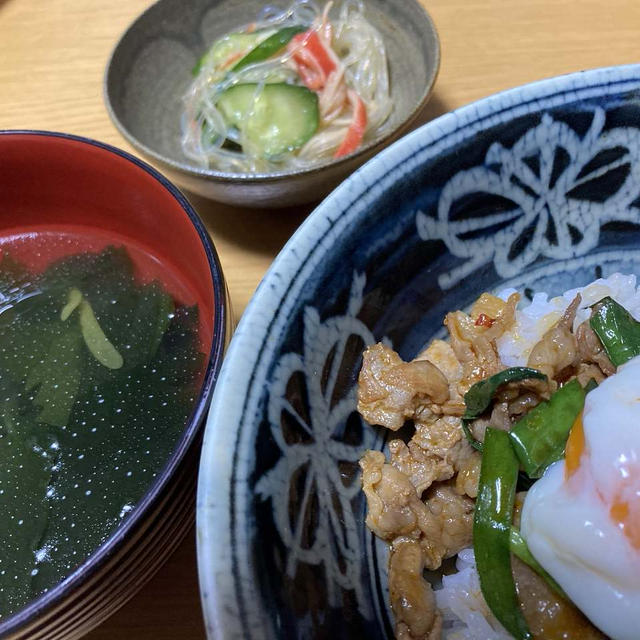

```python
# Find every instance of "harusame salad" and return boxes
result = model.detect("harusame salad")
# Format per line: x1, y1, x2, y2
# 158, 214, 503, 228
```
181, 0, 392, 172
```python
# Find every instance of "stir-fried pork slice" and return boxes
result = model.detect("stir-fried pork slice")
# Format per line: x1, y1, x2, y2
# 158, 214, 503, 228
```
468, 383, 549, 450
396, 621, 441, 640
389, 415, 480, 497
358, 343, 450, 430
512, 557, 607, 640
360, 451, 474, 569
415, 339, 465, 415
418, 484, 474, 570
360, 450, 428, 540
467, 407, 512, 445
470, 292, 513, 325
489, 400, 511, 431
469, 292, 521, 347
575, 362, 607, 386
468, 383, 548, 449
507, 390, 543, 417
389, 538, 443, 640
452, 443, 481, 498
575, 319, 616, 377
445, 293, 519, 393
415, 339, 463, 382
467, 414, 491, 445
445, 311, 500, 387
467, 400, 526, 446
388, 439, 455, 496
412, 415, 464, 458
527, 294, 581, 382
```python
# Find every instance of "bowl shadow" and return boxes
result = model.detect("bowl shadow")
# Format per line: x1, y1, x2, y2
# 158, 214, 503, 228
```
184, 190, 313, 258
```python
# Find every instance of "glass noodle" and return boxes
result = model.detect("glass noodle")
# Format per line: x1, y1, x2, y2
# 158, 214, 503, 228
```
180, 0, 392, 173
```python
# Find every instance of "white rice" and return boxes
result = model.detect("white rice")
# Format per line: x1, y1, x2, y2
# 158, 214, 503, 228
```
496, 273, 640, 367
435, 548, 512, 640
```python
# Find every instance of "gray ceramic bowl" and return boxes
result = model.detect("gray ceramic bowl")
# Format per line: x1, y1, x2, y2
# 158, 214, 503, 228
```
104, 0, 440, 208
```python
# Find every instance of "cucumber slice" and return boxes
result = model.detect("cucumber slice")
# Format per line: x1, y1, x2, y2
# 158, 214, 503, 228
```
232, 26, 305, 71
217, 83, 319, 157
192, 30, 273, 76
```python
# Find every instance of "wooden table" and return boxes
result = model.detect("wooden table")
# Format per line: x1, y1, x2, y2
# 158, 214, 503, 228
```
0, 0, 638, 637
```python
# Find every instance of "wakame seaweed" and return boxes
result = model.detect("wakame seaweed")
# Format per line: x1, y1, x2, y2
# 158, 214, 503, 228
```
0, 246, 203, 618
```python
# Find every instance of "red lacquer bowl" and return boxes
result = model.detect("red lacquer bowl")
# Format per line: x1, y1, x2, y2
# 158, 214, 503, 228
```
0, 130, 230, 639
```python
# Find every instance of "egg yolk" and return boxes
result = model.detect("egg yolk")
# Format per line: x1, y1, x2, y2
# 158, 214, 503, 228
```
610, 501, 638, 549
564, 412, 585, 480
564, 411, 640, 550
610, 483, 640, 550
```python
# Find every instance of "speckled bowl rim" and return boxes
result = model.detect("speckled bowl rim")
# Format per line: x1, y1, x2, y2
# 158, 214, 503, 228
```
103, 0, 441, 184
0, 130, 229, 636
196, 63, 640, 639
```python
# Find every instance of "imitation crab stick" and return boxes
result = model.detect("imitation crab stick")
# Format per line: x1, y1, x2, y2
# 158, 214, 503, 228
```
334, 90, 367, 158
288, 29, 336, 90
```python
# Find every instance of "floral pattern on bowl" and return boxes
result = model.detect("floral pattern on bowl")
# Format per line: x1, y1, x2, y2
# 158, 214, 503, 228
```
197, 64, 640, 639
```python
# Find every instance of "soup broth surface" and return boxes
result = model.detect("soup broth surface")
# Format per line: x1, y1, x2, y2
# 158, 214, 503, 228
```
0, 229, 205, 619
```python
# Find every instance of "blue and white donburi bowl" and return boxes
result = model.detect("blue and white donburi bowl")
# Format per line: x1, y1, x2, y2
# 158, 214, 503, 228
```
197, 64, 640, 639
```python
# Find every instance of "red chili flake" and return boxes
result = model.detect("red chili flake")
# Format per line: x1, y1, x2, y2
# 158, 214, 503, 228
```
475, 313, 495, 327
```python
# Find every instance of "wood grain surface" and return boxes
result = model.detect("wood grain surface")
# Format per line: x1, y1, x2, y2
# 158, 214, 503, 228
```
0, 0, 638, 637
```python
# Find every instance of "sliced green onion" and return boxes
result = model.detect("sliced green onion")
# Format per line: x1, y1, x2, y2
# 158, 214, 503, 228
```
462, 417, 483, 451
462, 367, 548, 450
508, 379, 584, 478
584, 377, 598, 394
474, 427, 532, 640
510, 527, 565, 598
464, 367, 547, 417
590, 296, 640, 367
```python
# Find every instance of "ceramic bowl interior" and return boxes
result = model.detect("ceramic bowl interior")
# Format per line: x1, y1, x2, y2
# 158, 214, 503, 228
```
104, 0, 440, 207
0, 131, 228, 639
197, 64, 640, 638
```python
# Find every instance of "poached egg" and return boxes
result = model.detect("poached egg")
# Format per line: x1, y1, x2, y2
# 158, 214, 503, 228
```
521, 355, 640, 640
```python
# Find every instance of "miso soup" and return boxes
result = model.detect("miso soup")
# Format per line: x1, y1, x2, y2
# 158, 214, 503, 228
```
0, 230, 205, 618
